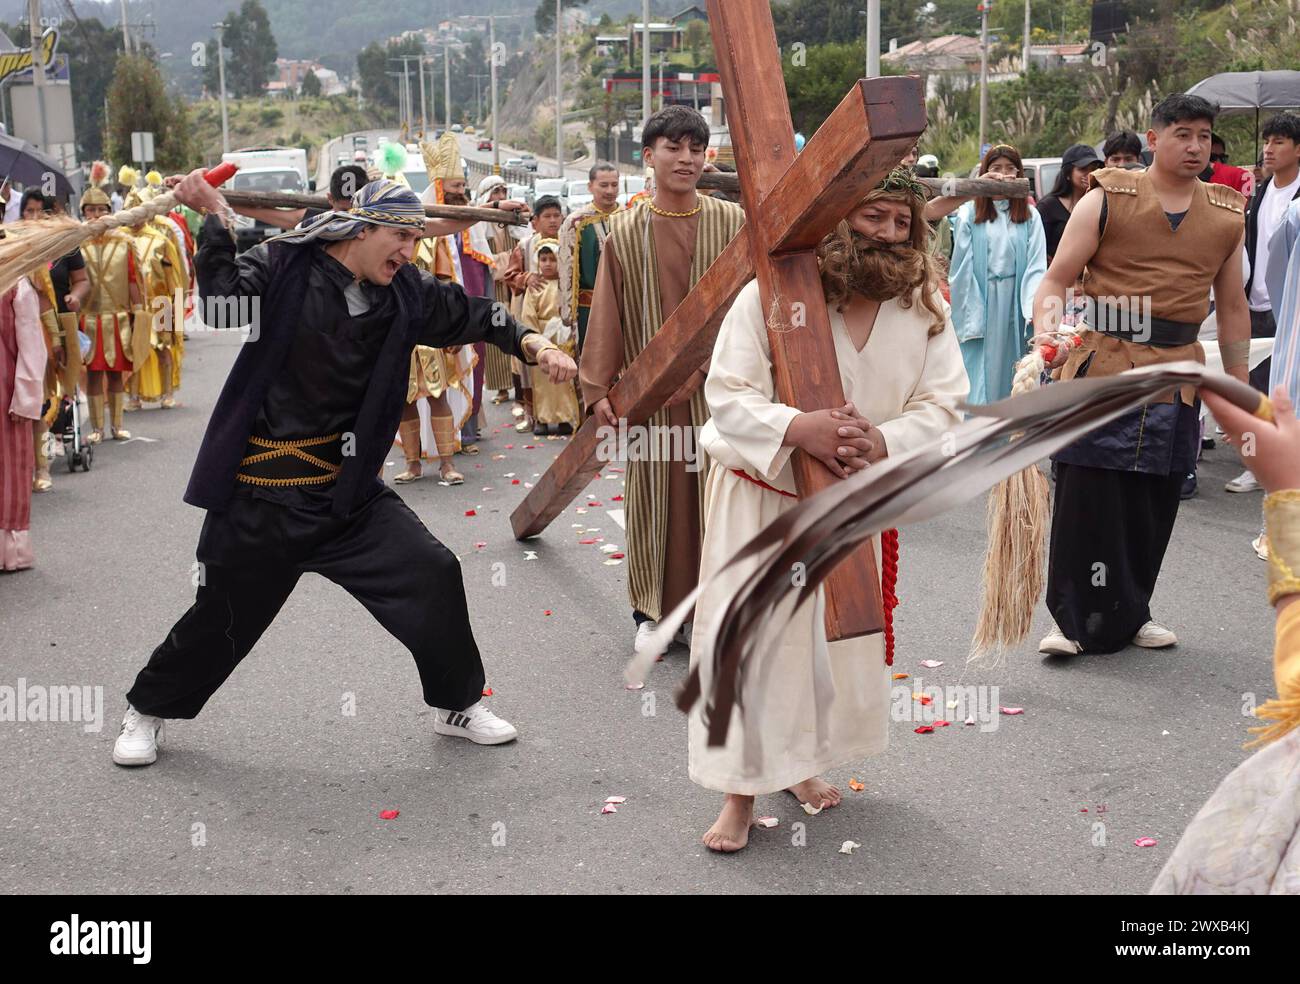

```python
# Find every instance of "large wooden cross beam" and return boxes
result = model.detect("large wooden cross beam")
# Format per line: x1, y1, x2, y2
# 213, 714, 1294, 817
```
511, 0, 926, 642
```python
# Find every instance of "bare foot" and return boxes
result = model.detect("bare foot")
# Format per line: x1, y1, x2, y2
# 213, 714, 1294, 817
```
702, 794, 754, 853
786, 777, 842, 810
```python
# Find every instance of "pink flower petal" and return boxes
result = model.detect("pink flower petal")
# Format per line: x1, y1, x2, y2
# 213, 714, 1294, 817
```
601, 804, 618, 815
999, 706, 1024, 715
934, 720, 951, 727
919, 659, 944, 668
379, 810, 399, 820
964, 716, 976, 726
1134, 837, 1158, 848
604, 796, 627, 805
482, 687, 493, 696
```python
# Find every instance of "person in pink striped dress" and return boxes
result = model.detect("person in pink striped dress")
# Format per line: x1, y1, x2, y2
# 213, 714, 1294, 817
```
0, 277, 45, 571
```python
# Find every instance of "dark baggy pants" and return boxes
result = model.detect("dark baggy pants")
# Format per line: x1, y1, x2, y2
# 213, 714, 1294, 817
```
1249, 308, 1276, 395
1045, 462, 1184, 654
126, 488, 486, 718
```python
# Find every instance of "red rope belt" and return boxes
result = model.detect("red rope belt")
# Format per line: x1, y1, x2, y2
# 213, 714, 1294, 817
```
730, 468, 899, 665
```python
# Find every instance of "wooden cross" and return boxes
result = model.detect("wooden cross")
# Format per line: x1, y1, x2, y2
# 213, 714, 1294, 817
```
511, 0, 926, 641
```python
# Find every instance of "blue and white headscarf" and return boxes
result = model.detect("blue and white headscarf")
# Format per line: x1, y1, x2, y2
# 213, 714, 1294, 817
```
269, 179, 426, 245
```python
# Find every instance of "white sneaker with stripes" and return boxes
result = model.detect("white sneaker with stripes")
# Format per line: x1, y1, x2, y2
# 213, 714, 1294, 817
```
433, 702, 518, 745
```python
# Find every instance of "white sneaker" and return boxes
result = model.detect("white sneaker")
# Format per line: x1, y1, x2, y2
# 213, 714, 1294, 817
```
112, 705, 164, 766
673, 621, 693, 650
1225, 470, 1261, 493
1038, 623, 1081, 656
1132, 620, 1177, 648
1253, 533, 1270, 561
634, 620, 660, 656
433, 702, 518, 745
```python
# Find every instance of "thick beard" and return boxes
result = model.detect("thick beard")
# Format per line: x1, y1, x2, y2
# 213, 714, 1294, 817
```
845, 231, 926, 303
444, 191, 469, 206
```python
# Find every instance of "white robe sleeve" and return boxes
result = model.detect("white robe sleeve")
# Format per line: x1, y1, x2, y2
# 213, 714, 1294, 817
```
948, 202, 982, 343
703, 279, 802, 481
875, 295, 970, 457
1020, 207, 1048, 325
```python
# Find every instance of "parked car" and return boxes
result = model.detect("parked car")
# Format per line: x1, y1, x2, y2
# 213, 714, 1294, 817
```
465, 126, 476, 135
966, 156, 1060, 201
519, 154, 538, 173
617, 174, 646, 208
506, 183, 535, 209
505, 157, 525, 170
451, 123, 464, 133
533, 177, 567, 208
563, 179, 593, 212
477, 138, 493, 151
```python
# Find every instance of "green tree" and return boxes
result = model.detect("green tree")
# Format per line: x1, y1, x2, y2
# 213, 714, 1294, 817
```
300, 69, 322, 98
535, 0, 592, 35
685, 19, 713, 68
106, 54, 196, 171
204, 0, 278, 99
781, 40, 898, 136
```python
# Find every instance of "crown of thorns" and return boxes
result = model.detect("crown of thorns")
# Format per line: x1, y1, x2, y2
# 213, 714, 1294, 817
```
870, 167, 927, 202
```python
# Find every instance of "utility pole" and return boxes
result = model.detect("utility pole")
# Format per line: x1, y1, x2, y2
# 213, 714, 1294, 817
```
867, 0, 880, 78
419, 56, 428, 136
490, 16, 499, 171
119, 0, 130, 53
978, 0, 990, 155
28, 0, 49, 153
1023, 0, 1032, 74
555, 0, 563, 178
470, 73, 488, 124
214, 20, 230, 154
641, 0, 650, 134
444, 40, 452, 130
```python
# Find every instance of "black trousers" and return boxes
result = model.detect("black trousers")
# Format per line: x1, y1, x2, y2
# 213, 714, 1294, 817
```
126, 488, 486, 718
1249, 308, 1276, 395
1045, 462, 1184, 654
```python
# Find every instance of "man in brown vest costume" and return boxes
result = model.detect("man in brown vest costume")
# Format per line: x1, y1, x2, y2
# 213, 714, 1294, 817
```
1033, 94, 1251, 655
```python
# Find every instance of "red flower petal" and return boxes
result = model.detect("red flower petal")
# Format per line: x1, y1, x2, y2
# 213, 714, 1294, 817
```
934, 720, 951, 727
588, 501, 603, 506
512, 479, 521, 485
611, 495, 624, 501
464, 509, 477, 516
914, 725, 934, 734
505, 444, 514, 449
610, 552, 625, 559
474, 541, 487, 549
543, 610, 552, 616
578, 538, 598, 544
379, 810, 399, 820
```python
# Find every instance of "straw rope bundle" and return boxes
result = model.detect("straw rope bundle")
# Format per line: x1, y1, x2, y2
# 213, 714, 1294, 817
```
0, 191, 185, 298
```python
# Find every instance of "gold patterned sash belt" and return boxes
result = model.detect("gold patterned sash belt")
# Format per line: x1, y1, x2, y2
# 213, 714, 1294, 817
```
235, 433, 344, 487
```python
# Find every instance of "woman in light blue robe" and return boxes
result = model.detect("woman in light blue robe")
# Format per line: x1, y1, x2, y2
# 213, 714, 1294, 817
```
948, 147, 1047, 405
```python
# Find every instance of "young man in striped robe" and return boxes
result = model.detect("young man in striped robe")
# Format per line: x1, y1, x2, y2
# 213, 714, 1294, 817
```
579, 106, 745, 657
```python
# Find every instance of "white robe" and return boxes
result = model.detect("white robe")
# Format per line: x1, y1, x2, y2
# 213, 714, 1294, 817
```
689, 279, 970, 795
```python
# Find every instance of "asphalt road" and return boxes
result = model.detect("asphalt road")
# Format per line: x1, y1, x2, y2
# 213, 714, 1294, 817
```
1, 331, 1277, 894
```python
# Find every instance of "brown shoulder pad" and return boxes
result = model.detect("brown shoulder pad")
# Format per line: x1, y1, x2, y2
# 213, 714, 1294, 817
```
1089, 166, 1140, 196
1205, 182, 1246, 214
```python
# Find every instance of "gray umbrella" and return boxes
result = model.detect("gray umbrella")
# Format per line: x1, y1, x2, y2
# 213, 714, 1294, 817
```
1186, 70, 1300, 162
0, 132, 74, 199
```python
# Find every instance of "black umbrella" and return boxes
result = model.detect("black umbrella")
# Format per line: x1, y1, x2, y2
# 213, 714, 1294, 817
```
1186, 70, 1300, 162
0, 132, 74, 198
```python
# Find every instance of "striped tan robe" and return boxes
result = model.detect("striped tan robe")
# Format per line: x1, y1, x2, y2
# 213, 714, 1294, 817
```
579, 195, 745, 621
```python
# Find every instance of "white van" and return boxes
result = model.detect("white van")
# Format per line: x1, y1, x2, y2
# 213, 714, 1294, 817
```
221, 147, 310, 250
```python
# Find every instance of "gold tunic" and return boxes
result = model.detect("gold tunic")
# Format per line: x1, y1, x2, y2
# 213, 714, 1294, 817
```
81, 231, 137, 370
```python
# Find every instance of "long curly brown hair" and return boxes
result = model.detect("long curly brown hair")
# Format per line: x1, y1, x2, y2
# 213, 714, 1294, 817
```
815, 189, 947, 336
